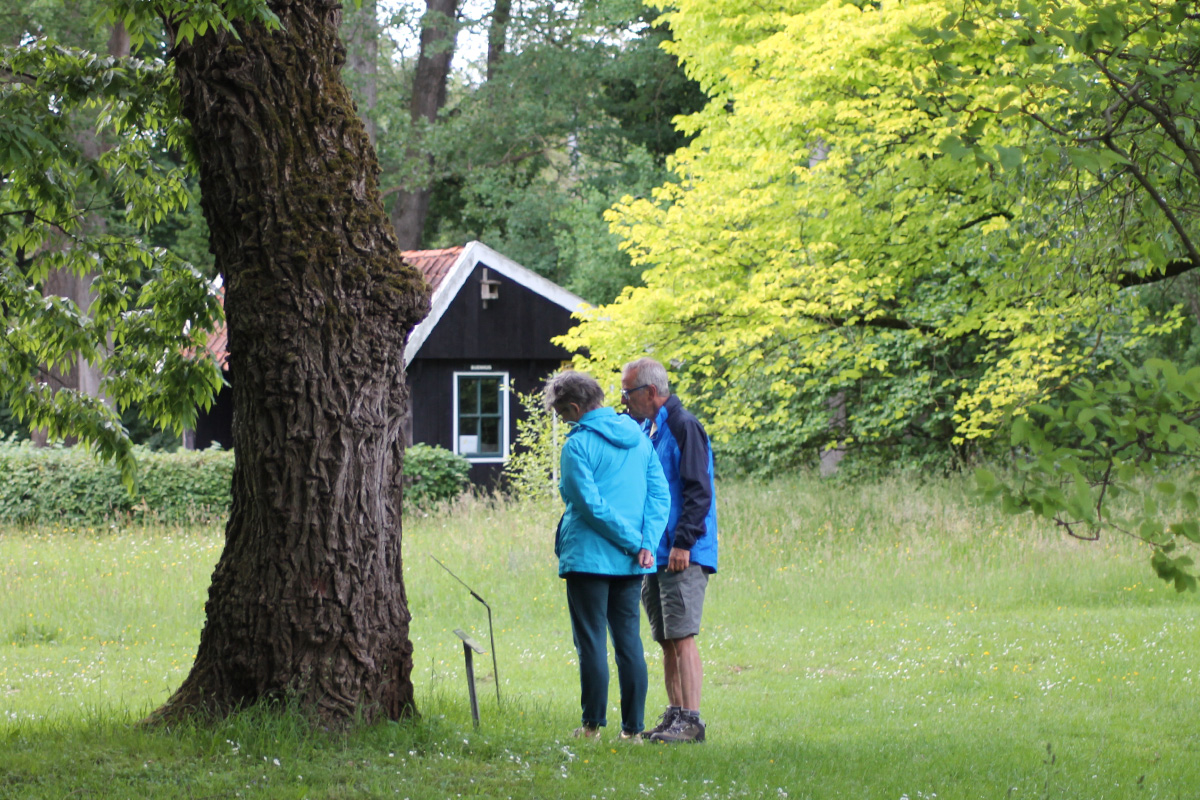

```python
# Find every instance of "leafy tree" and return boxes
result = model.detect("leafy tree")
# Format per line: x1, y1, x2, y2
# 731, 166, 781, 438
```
561, 0, 1199, 577
1, 2, 217, 454
566, 0, 1197, 436
368, 0, 704, 301
5, 0, 431, 723
595, 15, 707, 165
389, 0, 461, 249
977, 358, 1200, 591
1, 38, 221, 481
1, 0, 110, 49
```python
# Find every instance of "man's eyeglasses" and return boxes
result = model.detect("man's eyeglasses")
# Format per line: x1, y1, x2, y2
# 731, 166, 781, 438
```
620, 384, 649, 400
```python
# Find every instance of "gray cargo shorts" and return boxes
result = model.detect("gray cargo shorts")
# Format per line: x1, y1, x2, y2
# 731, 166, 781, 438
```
642, 564, 708, 641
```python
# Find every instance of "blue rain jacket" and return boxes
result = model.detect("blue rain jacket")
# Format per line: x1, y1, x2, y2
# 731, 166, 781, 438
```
646, 395, 719, 572
556, 407, 671, 577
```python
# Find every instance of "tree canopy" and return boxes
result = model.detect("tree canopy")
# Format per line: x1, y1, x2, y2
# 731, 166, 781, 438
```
565, 0, 1197, 441
364, 0, 706, 302
1, 34, 224, 482
563, 0, 1200, 577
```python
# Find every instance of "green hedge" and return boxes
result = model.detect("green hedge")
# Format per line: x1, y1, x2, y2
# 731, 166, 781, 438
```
0, 442, 233, 526
0, 440, 474, 526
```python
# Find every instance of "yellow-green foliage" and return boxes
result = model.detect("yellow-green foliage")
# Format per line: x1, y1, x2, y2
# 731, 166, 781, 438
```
561, 0, 1197, 451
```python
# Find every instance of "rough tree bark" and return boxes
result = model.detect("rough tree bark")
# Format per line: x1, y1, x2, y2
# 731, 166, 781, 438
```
154, 0, 430, 723
389, 0, 458, 249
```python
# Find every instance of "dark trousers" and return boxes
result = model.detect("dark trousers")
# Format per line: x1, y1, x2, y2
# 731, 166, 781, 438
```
565, 573, 648, 733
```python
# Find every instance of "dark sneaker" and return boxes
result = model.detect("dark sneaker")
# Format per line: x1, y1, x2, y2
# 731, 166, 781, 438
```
646, 706, 680, 737
649, 713, 705, 743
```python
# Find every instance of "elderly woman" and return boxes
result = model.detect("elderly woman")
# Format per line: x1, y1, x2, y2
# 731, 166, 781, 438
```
545, 370, 670, 741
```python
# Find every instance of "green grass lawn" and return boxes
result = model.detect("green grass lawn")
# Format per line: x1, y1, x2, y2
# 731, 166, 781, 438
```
2, 474, 1197, 799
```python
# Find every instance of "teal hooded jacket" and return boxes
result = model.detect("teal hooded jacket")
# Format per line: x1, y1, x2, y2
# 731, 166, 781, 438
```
555, 407, 671, 577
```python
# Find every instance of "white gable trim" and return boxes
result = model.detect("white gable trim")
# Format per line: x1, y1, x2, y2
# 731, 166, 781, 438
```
403, 241, 588, 365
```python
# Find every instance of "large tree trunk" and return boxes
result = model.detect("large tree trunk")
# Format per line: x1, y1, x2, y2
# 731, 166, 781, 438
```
486, 0, 512, 82
390, 0, 459, 249
155, 0, 430, 724
343, 0, 378, 145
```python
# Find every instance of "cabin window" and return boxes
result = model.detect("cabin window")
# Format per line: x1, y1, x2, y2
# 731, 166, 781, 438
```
453, 372, 509, 462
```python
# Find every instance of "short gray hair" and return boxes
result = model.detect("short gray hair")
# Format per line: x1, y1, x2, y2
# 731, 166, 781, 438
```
622, 357, 670, 397
543, 371, 605, 414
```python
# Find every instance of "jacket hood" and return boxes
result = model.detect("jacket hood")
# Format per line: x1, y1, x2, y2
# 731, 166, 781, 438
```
571, 407, 644, 449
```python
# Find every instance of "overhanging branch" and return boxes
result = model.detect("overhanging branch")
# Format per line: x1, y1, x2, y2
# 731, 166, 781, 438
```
821, 314, 939, 335
1115, 257, 1198, 288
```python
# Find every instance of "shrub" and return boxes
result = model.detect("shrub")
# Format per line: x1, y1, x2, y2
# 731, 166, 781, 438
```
403, 444, 471, 509
502, 389, 565, 501
0, 439, 475, 525
0, 441, 233, 526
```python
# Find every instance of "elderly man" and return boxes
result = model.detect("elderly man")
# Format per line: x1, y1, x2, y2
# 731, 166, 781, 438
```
621, 357, 718, 744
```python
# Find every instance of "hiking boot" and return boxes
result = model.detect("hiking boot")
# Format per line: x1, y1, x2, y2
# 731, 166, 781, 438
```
646, 706, 680, 737
617, 729, 644, 744
649, 712, 706, 743
573, 724, 602, 741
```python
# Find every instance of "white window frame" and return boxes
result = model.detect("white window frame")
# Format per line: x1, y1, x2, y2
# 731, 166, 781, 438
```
452, 371, 510, 463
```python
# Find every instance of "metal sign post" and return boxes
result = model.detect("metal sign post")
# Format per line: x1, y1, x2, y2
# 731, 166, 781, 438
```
454, 629, 485, 727
430, 555, 501, 704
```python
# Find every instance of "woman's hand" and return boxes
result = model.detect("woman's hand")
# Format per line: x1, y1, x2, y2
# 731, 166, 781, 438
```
637, 548, 654, 569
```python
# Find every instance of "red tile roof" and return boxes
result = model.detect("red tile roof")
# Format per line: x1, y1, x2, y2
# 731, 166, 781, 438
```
403, 246, 463, 294
204, 310, 229, 370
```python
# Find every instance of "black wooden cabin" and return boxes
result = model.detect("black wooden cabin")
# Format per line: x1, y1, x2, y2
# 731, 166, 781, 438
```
191, 241, 587, 488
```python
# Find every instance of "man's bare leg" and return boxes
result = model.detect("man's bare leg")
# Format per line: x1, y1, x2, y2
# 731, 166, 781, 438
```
674, 635, 702, 711
660, 640, 682, 707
